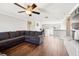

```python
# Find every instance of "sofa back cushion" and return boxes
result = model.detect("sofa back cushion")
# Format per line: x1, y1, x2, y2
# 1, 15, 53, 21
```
0, 32, 9, 41
25, 31, 30, 36
15, 31, 20, 37
9, 31, 21, 38
38, 32, 42, 35
19, 31, 25, 36
30, 31, 35, 36
9, 32, 16, 38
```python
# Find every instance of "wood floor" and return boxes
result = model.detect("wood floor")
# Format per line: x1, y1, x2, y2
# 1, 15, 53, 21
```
1, 36, 68, 56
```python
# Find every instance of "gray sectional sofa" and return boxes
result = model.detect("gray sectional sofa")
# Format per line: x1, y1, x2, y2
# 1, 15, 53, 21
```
0, 31, 44, 51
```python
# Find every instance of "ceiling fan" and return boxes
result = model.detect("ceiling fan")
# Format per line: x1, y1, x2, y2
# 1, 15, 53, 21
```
14, 3, 40, 16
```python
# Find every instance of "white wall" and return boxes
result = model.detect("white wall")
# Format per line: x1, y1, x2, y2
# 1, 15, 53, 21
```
27, 19, 42, 31
35, 20, 42, 31
0, 14, 27, 32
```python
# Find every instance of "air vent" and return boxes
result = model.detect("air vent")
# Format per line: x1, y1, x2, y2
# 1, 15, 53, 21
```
45, 16, 48, 18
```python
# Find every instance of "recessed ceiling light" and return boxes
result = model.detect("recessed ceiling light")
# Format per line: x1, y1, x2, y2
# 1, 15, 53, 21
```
45, 16, 48, 18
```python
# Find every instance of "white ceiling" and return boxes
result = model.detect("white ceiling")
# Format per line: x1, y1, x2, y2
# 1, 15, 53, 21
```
0, 3, 77, 21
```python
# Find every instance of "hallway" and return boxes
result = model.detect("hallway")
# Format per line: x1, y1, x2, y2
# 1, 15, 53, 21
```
1, 36, 68, 56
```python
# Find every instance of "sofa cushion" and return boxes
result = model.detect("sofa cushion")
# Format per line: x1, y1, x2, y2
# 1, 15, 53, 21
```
25, 36, 41, 44
25, 31, 30, 36
9, 32, 16, 38
0, 36, 24, 44
34, 32, 39, 36
19, 31, 25, 36
0, 32, 9, 41
15, 31, 20, 37
30, 31, 35, 36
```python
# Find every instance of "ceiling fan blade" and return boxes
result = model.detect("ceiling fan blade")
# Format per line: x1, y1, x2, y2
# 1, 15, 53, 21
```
32, 11, 40, 15
18, 11, 25, 13
14, 3, 26, 10
31, 3, 37, 9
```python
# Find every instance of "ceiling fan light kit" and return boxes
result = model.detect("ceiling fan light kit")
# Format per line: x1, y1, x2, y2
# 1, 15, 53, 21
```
25, 10, 32, 15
